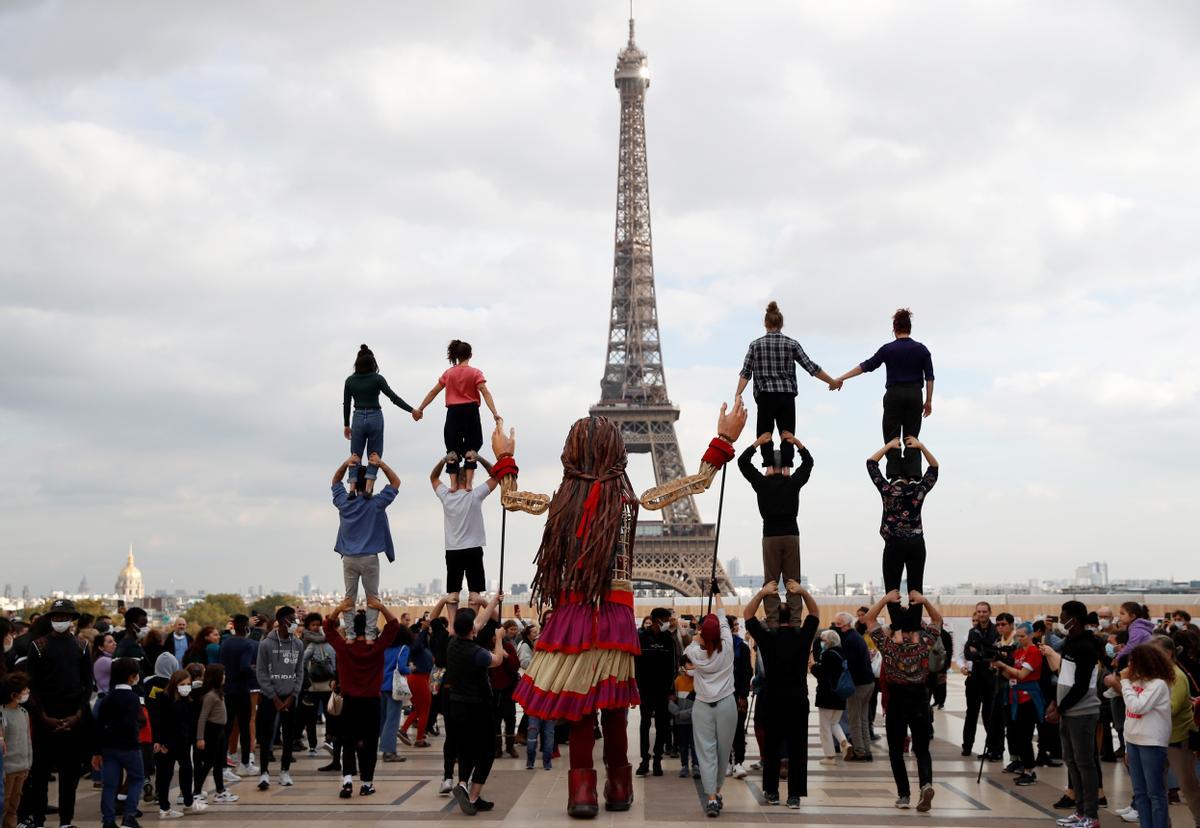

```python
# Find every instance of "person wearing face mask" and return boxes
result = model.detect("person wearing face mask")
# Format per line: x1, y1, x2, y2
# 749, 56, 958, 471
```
1045, 600, 1103, 828
254, 606, 305, 791
153, 670, 208, 819
114, 607, 151, 677
24, 599, 93, 828
94, 633, 118, 695
2, 672, 34, 828
93, 657, 147, 828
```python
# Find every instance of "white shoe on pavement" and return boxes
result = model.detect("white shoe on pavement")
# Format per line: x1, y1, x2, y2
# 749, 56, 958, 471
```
439, 778, 454, 796
212, 791, 239, 803
732, 763, 748, 779
188, 800, 209, 813
279, 771, 294, 787
158, 809, 184, 820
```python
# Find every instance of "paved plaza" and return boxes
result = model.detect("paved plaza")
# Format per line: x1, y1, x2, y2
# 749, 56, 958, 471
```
59, 675, 1145, 827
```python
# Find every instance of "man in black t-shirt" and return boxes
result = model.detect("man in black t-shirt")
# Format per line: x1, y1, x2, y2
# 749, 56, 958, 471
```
635, 608, 677, 777
744, 580, 820, 808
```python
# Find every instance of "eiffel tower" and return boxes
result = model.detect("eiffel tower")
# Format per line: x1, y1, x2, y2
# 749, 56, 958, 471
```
589, 15, 731, 597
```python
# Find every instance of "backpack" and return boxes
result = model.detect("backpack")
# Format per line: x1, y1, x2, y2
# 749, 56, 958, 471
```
834, 652, 856, 700
307, 644, 335, 683
928, 636, 947, 674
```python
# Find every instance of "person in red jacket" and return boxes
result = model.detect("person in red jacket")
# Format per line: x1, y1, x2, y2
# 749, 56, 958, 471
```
487, 620, 522, 758
323, 596, 408, 799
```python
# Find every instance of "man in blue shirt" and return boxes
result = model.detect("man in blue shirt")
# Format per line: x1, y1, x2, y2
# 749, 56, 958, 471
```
835, 308, 935, 480
332, 451, 398, 639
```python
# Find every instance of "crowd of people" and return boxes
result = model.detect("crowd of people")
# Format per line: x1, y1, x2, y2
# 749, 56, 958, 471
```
2, 309, 1196, 826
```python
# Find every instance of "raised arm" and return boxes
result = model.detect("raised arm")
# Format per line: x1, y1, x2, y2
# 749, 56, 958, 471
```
332, 455, 357, 486
468, 452, 499, 492
785, 579, 818, 617
904, 436, 938, 468
475, 592, 503, 634
478, 382, 500, 422
743, 582, 777, 621
430, 595, 450, 622
371, 453, 400, 489
864, 591, 898, 632
430, 457, 447, 492
737, 440, 765, 486
910, 590, 941, 627
869, 438, 902, 465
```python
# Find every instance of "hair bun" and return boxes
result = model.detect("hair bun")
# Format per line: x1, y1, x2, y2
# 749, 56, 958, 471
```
766, 301, 779, 313
359, 343, 371, 351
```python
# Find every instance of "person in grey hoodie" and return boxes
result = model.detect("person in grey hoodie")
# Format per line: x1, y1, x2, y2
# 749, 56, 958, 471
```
255, 606, 305, 791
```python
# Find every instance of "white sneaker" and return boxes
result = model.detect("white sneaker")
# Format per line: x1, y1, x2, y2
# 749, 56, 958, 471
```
1112, 807, 1133, 817
257, 773, 270, 791
732, 763, 748, 779
178, 790, 208, 804
725, 765, 734, 777
188, 800, 209, 813
279, 771, 294, 787
234, 763, 253, 777
158, 809, 184, 820
1120, 809, 1139, 823
439, 777, 454, 796
748, 760, 762, 771
223, 769, 241, 785
212, 791, 239, 804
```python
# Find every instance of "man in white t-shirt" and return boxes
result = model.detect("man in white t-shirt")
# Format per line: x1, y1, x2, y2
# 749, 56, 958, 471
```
431, 450, 498, 615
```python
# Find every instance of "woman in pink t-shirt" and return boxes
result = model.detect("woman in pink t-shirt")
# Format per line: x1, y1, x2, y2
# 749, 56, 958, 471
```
415, 340, 500, 488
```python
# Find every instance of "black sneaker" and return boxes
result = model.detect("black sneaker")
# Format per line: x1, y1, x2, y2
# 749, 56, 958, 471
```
1098, 797, 1108, 807
1015, 772, 1037, 786
705, 801, 720, 818
122, 817, 143, 828
1004, 761, 1022, 774
786, 796, 800, 809
764, 792, 779, 806
339, 783, 352, 799
474, 798, 495, 812
360, 784, 375, 797
318, 762, 342, 773
635, 760, 649, 777
652, 758, 663, 776
961, 747, 973, 757
1053, 795, 1076, 810
453, 783, 477, 816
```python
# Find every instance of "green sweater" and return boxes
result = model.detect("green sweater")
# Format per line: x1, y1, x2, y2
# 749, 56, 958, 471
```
344, 372, 412, 426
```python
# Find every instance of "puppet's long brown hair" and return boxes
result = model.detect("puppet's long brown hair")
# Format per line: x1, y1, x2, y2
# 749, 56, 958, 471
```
531, 417, 637, 608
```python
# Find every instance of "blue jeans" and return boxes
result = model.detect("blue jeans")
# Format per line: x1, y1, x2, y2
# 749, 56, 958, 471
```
379, 692, 405, 754
350, 409, 385, 479
101, 748, 145, 825
1128, 743, 1169, 828
527, 717, 557, 766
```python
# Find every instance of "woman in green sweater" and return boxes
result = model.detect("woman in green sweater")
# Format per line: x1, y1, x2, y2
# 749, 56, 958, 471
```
343, 344, 418, 495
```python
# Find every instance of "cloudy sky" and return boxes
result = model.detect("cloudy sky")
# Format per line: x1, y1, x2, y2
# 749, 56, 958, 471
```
2, 1, 1197, 598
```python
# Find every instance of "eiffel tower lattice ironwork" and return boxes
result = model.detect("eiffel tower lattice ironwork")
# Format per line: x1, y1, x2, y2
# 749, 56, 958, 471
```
588, 16, 731, 597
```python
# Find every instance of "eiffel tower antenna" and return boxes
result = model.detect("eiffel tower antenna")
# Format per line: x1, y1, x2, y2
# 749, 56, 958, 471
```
590, 14, 731, 597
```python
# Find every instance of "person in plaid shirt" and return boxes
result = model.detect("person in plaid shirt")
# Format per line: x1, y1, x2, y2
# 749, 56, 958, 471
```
735, 301, 840, 472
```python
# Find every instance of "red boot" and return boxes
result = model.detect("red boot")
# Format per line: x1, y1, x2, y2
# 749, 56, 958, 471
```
604, 763, 633, 812
567, 768, 599, 819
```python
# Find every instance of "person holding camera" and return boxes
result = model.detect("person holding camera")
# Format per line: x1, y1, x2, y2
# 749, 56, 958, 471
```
961, 601, 1000, 758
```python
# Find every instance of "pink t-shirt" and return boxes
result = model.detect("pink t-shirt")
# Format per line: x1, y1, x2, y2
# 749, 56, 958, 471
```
440, 364, 486, 406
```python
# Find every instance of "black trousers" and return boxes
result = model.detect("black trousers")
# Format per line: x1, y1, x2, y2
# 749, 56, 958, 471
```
755, 391, 797, 468
638, 692, 671, 761
452, 700, 496, 786
733, 702, 748, 764
444, 403, 483, 471
762, 695, 808, 799
341, 696, 381, 783
442, 697, 457, 780
28, 721, 86, 826
493, 686, 516, 739
882, 382, 923, 479
930, 675, 948, 709
256, 696, 299, 772
962, 675, 994, 751
225, 691, 252, 764
882, 535, 926, 628
886, 683, 932, 798
1037, 718, 1061, 760
157, 744, 194, 811
1009, 702, 1037, 769
194, 722, 227, 794
987, 686, 1009, 756
302, 690, 331, 749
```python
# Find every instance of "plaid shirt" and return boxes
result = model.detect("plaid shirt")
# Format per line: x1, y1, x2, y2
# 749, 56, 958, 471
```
739, 331, 821, 395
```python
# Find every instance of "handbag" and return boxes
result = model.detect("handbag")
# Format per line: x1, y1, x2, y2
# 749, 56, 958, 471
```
326, 691, 343, 717
392, 665, 412, 703
833, 652, 856, 700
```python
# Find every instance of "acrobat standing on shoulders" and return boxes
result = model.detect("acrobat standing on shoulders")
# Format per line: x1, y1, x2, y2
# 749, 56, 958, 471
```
735, 301, 840, 475
342, 344, 419, 497
414, 340, 501, 491
331, 451, 399, 639
834, 308, 934, 480
495, 400, 747, 818
430, 449, 498, 618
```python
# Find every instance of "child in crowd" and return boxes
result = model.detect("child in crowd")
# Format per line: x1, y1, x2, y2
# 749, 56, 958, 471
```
194, 664, 237, 803
669, 660, 697, 779
2, 673, 32, 828
342, 344, 418, 496
154, 670, 207, 819
415, 340, 501, 490
1110, 644, 1175, 828
94, 657, 147, 828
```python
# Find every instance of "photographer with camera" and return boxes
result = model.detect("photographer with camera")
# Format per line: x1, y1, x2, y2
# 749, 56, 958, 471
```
987, 613, 1019, 766
961, 602, 999, 758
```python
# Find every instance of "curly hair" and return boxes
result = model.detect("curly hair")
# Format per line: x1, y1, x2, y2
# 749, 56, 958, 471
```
531, 417, 638, 608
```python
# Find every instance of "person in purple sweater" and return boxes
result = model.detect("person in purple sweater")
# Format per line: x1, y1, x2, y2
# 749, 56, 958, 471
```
836, 309, 935, 480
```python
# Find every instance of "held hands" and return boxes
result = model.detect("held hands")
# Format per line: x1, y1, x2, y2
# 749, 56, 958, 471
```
827, 378, 843, 391
491, 420, 515, 457
716, 398, 748, 442
411, 409, 424, 422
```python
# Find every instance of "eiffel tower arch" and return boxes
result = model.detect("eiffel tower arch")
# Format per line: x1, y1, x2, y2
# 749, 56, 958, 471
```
588, 17, 731, 598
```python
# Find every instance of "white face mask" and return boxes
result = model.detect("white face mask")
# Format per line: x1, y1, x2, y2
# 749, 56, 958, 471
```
177, 685, 193, 698
287, 621, 299, 635
136, 627, 149, 640
51, 621, 72, 634
18, 691, 31, 705
191, 680, 203, 690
